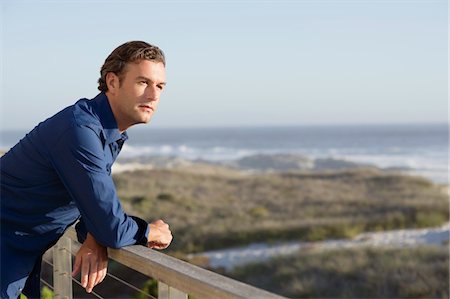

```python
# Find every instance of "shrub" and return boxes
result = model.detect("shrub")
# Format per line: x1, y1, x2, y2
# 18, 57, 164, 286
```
249, 206, 270, 218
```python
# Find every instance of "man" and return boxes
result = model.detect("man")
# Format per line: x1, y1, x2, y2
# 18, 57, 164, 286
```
0, 41, 173, 298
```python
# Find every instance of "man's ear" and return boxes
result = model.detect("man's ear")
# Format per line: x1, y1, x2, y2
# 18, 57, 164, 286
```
106, 72, 119, 94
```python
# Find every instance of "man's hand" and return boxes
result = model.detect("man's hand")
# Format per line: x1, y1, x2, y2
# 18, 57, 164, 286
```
72, 233, 108, 293
148, 219, 173, 249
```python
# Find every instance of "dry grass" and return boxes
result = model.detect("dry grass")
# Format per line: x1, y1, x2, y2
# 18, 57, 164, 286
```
114, 167, 449, 252
225, 245, 449, 298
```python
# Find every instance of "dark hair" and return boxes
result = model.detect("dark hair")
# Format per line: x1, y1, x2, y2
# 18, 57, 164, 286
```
98, 41, 166, 92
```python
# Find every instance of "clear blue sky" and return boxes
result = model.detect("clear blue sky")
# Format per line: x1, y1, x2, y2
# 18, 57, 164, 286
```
1, 0, 447, 130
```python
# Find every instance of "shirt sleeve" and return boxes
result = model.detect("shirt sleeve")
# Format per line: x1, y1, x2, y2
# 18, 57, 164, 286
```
50, 124, 149, 248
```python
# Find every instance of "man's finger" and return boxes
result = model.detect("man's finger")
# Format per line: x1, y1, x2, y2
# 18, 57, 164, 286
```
148, 241, 160, 248
86, 257, 98, 293
94, 262, 101, 286
101, 261, 108, 282
81, 256, 89, 288
149, 242, 168, 250
98, 266, 107, 285
95, 261, 107, 285
72, 255, 81, 277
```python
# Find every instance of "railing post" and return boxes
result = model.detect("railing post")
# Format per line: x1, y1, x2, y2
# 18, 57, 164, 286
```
53, 236, 73, 299
158, 281, 188, 299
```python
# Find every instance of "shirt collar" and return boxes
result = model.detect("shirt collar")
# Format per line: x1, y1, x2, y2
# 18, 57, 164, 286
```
92, 92, 128, 144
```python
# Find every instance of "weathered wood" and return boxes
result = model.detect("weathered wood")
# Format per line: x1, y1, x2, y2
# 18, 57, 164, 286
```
168, 286, 188, 299
53, 236, 73, 299
158, 282, 188, 299
53, 243, 61, 296
65, 227, 285, 299
158, 281, 170, 299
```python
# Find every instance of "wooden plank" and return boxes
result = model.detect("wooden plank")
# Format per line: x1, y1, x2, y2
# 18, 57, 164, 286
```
64, 227, 285, 299
108, 245, 284, 299
61, 237, 73, 299
53, 236, 73, 299
53, 242, 61, 297
158, 282, 170, 299
169, 286, 188, 299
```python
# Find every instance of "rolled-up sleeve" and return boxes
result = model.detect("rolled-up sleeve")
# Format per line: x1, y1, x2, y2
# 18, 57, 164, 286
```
50, 124, 149, 248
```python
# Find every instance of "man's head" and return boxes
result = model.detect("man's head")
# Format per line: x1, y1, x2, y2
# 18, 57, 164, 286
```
98, 41, 165, 92
101, 41, 167, 132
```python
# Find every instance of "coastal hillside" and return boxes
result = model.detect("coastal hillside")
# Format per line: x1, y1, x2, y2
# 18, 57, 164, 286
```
114, 166, 449, 253
225, 245, 449, 298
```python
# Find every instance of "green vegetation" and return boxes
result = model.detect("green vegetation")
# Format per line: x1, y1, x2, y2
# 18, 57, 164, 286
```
225, 246, 449, 298
135, 279, 157, 299
114, 167, 449, 253
41, 286, 53, 299
19, 286, 53, 299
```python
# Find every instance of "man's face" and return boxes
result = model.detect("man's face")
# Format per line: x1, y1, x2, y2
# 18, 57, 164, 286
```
107, 60, 166, 131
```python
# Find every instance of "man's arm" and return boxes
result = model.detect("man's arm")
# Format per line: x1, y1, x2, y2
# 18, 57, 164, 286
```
50, 125, 149, 248
76, 217, 173, 249
72, 219, 172, 293
50, 125, 172, 292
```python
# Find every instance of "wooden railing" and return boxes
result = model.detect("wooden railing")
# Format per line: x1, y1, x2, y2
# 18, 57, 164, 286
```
51, 227, 287, 299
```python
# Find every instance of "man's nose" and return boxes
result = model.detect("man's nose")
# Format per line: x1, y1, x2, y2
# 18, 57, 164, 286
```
146, 85, 159, 101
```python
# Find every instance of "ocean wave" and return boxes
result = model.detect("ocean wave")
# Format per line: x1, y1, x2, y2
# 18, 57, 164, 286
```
120, 144, 258, 161
117, 144, 448, 183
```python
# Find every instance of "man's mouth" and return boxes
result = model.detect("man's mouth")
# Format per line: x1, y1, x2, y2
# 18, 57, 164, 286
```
138, 104, 153, 112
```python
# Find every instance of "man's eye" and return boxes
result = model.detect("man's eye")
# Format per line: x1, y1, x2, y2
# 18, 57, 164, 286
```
157, 85, 164, 90
139, 81, 148, 85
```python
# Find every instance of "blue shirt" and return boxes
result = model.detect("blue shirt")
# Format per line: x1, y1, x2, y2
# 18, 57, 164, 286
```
1, 92, 150, 297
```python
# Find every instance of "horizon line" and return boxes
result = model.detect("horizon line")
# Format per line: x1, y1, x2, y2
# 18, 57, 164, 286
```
1, 121, 448, 132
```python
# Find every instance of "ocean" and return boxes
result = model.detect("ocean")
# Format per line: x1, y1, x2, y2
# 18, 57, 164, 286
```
1, 123, 448, 184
